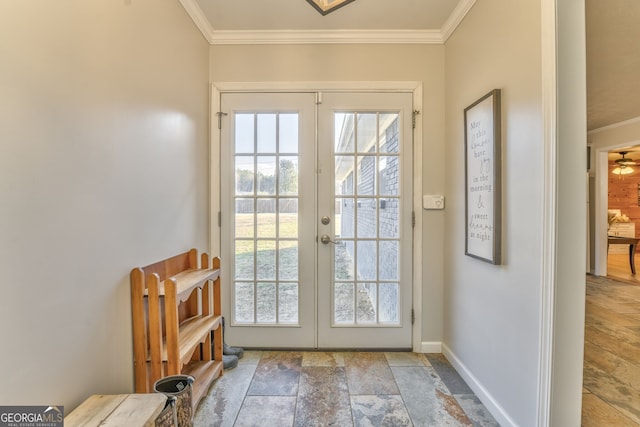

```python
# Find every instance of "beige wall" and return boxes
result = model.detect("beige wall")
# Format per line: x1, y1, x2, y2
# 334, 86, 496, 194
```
210, 43, 447, 345
0, 1, 210, 410
444, 0, 544, 425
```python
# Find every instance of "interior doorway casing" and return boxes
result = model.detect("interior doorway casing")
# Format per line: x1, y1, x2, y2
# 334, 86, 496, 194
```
209, 81, 424, 352
591, 139, 640, 276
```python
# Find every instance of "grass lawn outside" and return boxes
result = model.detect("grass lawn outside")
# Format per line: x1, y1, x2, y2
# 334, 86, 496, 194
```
232, 212, 378, 324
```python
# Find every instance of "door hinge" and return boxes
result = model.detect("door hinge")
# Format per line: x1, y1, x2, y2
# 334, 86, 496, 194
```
218, 211, 221, 227
412, 110, 421, 129
316, 92, 323, 105
217, 112, 228, 130
411, 309, 415, 325
412, 211, 416, 228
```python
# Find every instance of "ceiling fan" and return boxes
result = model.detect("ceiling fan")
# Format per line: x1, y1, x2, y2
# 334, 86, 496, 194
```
615, 151, 637, 166
612, 151, 637, 176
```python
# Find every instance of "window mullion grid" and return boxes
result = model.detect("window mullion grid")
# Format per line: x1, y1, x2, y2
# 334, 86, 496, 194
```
375, 112, 381, 325
275, 113, 280, 325
353, 112, 359, 325
252, 113, 258, 324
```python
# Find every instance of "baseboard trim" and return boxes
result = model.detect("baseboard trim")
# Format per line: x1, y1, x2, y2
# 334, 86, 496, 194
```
442, 344, 517, 427
420, 341, 442, 353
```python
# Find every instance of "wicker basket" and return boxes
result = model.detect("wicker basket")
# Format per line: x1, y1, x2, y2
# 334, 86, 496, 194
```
154, 375, 195, 427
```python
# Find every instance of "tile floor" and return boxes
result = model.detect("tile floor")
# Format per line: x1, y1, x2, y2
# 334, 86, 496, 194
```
194, 351, 499, 426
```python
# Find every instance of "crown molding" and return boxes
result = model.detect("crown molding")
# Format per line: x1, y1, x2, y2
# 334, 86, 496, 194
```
441, 0, 477, 42
179, 0, 476, 46
178, 0, 215, 44
210, 29, 443, 45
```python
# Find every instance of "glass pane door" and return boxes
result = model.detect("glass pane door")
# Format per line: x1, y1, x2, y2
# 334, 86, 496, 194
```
333, 112, 402, 325
233, 113, 300, 324
220, 91, 413, 350
317, 92, 413, 349
220, 93, 316, 348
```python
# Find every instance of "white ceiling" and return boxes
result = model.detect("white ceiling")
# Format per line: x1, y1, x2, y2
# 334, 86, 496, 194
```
194, 0, 458, 31
587, 0, 640, 131
183, 0, 640, 132
183, 0, 472, 43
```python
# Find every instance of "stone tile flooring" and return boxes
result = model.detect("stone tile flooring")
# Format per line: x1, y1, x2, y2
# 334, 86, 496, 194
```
194, 351, 499, 426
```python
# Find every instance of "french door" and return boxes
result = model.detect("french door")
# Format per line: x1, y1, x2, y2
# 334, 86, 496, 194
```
317, 92, 413, 348
220, 91, 413, 349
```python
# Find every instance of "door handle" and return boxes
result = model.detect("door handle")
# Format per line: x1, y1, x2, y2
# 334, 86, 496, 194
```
320, 234, 336, 245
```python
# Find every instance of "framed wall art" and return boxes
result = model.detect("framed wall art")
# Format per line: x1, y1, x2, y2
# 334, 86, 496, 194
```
464, 89, 502, 264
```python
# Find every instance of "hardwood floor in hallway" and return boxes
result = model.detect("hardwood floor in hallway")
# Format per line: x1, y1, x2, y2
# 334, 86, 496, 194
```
583, 256, 640, 426
607, 253, 640, 286
193, 351, 499, 426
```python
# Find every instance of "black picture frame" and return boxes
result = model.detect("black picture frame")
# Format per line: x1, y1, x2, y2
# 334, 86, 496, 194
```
464, 89, 502, 264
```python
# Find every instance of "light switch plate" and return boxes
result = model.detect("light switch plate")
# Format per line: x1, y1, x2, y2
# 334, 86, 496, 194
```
423, 195, 445, 210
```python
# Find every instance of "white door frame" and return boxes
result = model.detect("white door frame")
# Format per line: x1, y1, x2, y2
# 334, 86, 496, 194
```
539, 0, 588, 425
589, 138, 640, 276
210, 81, 423, 351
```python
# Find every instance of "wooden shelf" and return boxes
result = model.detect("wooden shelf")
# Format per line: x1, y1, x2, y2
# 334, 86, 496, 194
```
182, 360, 224, 412
144, 268, 220, 302
130, 249, 224, 421
150, 314, 222, 366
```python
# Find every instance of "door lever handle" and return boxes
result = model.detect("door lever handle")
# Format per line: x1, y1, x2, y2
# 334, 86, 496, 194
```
320, 234, 336, 245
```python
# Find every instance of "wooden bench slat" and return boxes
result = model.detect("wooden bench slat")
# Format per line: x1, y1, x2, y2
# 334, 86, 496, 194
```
65, 394, 166, 427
